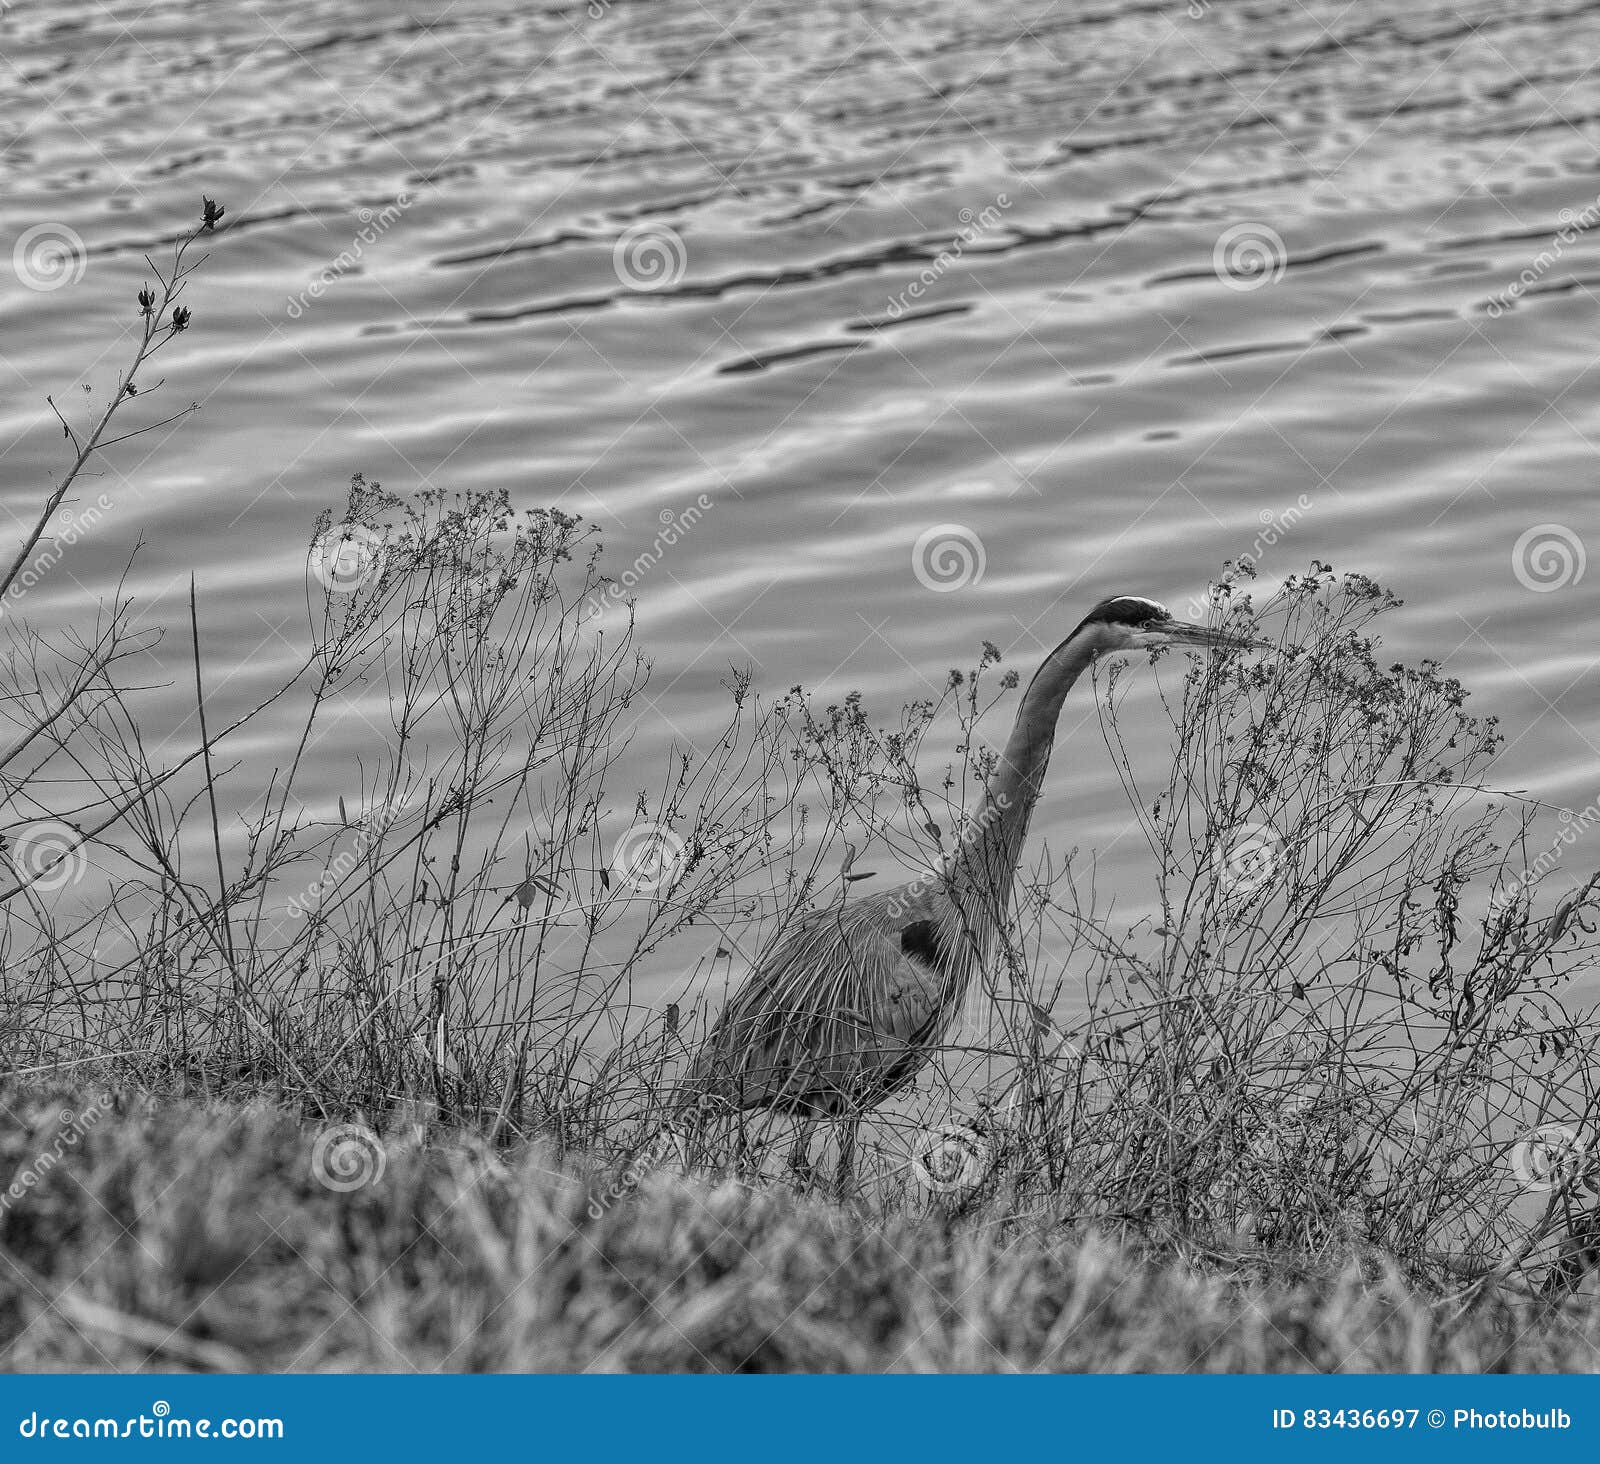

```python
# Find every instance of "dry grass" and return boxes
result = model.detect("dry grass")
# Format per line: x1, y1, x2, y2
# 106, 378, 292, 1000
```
0, 1082, 1597, 1373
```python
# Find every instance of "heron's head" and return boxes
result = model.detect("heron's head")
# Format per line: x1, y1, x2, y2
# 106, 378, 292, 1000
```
1073, 595, 1253, 654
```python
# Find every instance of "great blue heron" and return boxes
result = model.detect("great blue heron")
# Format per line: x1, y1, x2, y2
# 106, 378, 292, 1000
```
673, 595, 1251, 1188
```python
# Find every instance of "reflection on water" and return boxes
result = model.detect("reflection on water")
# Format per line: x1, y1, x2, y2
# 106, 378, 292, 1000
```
3, 0, 1599, 1000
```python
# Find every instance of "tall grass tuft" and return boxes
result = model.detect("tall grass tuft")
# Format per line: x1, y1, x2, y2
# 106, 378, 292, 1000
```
1, 1083, 1597, 1371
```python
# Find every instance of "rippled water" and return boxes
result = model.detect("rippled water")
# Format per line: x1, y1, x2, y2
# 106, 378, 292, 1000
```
4, 0, 1600, 951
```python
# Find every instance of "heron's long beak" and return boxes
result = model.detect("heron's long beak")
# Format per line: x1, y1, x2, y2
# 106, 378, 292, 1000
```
1160, 619, 1259, 652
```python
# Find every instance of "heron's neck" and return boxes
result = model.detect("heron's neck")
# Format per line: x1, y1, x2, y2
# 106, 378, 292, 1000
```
949, 630, 1099, 920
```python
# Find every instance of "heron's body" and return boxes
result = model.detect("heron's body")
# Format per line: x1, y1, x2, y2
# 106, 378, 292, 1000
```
680, 881, 972, 1120
674, 595, 1247, 1185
